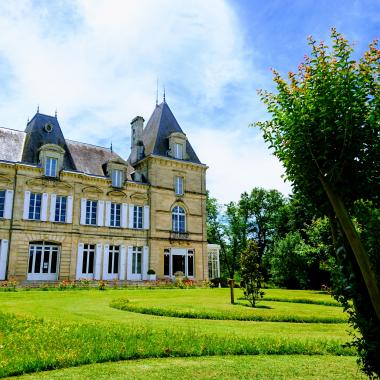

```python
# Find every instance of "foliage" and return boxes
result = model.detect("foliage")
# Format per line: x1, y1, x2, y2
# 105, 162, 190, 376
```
147, 269, 156, 275
239, 188, 286, 260
240, 241, 264, 307
0, 280, 17, 292
256, 28, 380, 377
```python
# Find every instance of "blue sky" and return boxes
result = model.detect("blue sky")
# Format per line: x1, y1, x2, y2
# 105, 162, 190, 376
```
0, 0, 379, 203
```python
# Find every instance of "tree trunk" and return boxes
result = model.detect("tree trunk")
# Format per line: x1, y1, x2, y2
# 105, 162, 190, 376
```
319, 175, 380, 321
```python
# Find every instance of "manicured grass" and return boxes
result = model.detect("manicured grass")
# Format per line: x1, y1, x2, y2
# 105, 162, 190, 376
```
0, 288, 355, 378
8, 355, 365, 380
110, 297, 347, 323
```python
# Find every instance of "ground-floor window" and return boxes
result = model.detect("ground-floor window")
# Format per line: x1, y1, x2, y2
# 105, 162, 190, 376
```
164, 248, 194, 277
132, 247, 142, 274
108, 245, 120, 274
208, 246, 220, 279
27, 242, 59, 281
82, 244, 95, 275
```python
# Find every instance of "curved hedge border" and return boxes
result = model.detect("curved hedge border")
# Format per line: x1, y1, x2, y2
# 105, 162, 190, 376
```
238, 296, 341, 307
109, 298, 348, 323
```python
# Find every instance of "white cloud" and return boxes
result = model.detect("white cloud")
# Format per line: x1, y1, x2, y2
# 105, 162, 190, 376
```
0, 0, 290, 202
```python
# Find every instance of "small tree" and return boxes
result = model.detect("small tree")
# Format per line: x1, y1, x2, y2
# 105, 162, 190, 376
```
240, 241, 264, 307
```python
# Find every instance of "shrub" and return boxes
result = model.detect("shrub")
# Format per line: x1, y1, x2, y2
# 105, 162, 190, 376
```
0, 280, 17, 292
147, 269, 156, 275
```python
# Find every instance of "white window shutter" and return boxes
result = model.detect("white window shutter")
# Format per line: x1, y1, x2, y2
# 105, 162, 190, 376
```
66, 196, 73, 223
105, 201, 111, 227
41, 193, 48, 221
4, 190, 13, 219
127, 246, 133, 280
103, 244, 109, 279
119, 245, 127, 280
143, 205, 150, 230
76, 243, 84, 280
94, 243, 102, 280
80, 198, 87, 225
23, 191, 30, 220
121, 203, 128, 228
142, 246, 149, 280
0, 239, 9, 280
49, 193, 56, 222
128, 205, 134, 228
97, 201, 104, 226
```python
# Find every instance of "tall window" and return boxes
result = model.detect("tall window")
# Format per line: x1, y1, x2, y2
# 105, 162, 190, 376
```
55, 196, 67, 222
132, 246, 142, 274
175, 176, 184, 196
45, 157, 58, 177
82, 244, 95, 274
174, 143, 183, 159
29, 193, 42, 220
172, 206, 186, 233
108, 245, 120, 274
85, 200, 97, 225
133, 205, 143, 229
110, 203, 121, 227
0, 190, 5, 218
112, 169, 123, 188
164, 248, 194, 277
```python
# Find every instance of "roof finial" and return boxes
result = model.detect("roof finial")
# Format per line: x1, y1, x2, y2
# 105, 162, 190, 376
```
37, 105, 39, 113
55, 108, 57, 118
156, 77, 159, 106
110, 141, 113, 152
163, 85, 166, 103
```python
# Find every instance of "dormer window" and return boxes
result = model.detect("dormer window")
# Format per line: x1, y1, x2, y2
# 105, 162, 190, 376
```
174, 143, 183, 159
39, 144, 65, 179
169, 132, 187, 160
112, 169, 123, 188
45, 157, 58, 177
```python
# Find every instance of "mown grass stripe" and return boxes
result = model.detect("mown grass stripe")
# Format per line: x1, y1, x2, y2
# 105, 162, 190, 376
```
110, 299, 347, 323
0, 311, 354, 378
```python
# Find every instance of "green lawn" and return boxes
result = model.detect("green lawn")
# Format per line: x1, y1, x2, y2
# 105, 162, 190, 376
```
0, 287, 359, 379
9, 355, 365, 380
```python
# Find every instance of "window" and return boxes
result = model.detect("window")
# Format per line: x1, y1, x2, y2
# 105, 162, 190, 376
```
85, 200, 97, 225
82, 244, 95, 274
208, 248, 220, 279
0, 190, 5, 218
108, 245, 120, 274
112, 169, 123, 188
45, 157, 58, 177
132, 246, 142, 274
174, 143, 183, 159
172, 206, 186, 233
133, 205, 143, 229
175, 176, 184, 196
29, 193, 42, 220
110, 203, 121, 227
163, 248, 194, 277
28, 242, 59, 281
55, 196, 67, 222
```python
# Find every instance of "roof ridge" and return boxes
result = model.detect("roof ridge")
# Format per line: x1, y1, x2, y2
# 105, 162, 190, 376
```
0, 126, 26, 133
66, 138, 112, 151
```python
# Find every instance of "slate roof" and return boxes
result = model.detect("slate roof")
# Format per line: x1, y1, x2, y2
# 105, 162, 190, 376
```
0, 128, 25, 162
0, 112, 133, 179
140, 102, 201, 164
22, 113, 76, 170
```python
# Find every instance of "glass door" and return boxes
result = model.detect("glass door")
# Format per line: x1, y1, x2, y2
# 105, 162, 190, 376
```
27, 242, 59, 281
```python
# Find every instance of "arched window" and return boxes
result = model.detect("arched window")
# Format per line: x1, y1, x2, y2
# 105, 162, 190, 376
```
172, 205, 186, 233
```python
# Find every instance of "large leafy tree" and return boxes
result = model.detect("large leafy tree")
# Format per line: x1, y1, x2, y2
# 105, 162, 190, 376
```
256, 29, 380, 377
239, 188, 286, 260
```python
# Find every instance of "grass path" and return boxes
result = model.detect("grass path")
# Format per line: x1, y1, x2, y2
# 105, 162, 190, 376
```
8, 355, 365, 380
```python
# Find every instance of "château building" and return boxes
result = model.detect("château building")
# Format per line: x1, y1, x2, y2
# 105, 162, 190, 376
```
0, 100, 214, 283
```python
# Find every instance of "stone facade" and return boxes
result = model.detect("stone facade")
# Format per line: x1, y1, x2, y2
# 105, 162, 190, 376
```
0, 101, 208, 282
